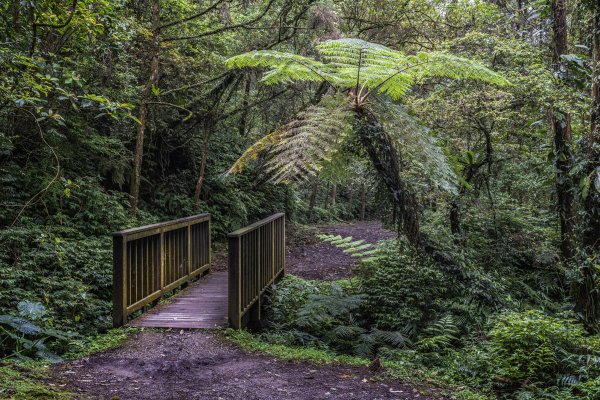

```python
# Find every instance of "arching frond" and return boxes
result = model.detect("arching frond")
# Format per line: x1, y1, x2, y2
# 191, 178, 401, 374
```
411, 52, 510, 86
225, 39, 508, 100
372, 99, 458, 194
227, 95, 352, 182
225, 50, 331, 85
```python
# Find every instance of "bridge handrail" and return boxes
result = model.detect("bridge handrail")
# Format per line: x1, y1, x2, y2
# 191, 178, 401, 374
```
112, 213, 211, 327
228, 213, 285, 328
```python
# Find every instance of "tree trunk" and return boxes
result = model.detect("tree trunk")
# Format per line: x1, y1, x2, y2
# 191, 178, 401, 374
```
330, 183, 337, 206
360, 184, 366, 220
193, 124, 210, 209
449, 201, 461, 236
348, 189, 354, 217
238, 73, 251, 137
584, 9, 600, 251
551, 0, 576, 260
130, 0, 160, 217
355, 108, 421, 245
308, 175, 318, 219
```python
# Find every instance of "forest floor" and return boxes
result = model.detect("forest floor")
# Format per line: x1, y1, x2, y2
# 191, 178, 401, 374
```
50, 221, 443, 400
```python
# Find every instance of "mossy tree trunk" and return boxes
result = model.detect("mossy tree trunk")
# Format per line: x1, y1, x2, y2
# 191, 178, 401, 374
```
354, 107, 421, 245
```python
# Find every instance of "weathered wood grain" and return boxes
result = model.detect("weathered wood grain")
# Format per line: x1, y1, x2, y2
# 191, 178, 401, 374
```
129, 271, 227, 329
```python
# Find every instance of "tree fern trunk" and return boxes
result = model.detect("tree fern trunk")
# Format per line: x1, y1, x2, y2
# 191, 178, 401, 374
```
354, 108, 421, 245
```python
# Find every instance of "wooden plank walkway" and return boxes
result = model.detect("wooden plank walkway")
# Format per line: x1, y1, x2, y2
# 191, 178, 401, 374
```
129, 271, 228, 329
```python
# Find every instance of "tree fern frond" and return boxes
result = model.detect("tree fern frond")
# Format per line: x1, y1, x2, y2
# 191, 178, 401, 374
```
371, 99, 458, 194
371, 328, 408, 348
226, 128, 285, 175
225, 50, 330, 85
411, 52, 510, 86
228, 96, 352, 181
334, 325, 367, 339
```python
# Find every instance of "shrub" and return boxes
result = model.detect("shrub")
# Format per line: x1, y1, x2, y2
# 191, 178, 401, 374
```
487, 310, 600, 391
357, 238, 451, 334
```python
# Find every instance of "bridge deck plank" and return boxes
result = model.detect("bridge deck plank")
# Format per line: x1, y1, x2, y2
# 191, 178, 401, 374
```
129, 270, 228, 329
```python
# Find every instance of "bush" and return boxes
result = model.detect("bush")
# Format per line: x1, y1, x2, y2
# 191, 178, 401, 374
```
357, 238, 451, 334
487, 310, 600, 392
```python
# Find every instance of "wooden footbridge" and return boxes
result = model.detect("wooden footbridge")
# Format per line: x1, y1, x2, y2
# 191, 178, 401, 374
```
112, 213, 285, 329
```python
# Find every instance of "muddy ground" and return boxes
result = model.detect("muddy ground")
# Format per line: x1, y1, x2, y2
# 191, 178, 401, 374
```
53, 330, 442, 400
286, 221, 396, 280
50, 221, 445, 400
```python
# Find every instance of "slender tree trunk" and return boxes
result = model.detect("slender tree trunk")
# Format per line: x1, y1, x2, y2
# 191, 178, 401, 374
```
584, 10, 600, 251
330, 183, 337, 206
308, 175, 319, 219
348, 189, 354, 217
193, 124, 210, 209
238, 73, 251, 136
449, 201, 461, 236
355, 108, 421, 245
551, 0, 575, 260
360, 184, 366, 220
130, 0, 160, 217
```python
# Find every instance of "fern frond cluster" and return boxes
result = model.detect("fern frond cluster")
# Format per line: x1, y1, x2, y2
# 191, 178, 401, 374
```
227, 96, 352, 182
371, 99, 458, 193
226, 38, 509, 101
316, 233, 378, 260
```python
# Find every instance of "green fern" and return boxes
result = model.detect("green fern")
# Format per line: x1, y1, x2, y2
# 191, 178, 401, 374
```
295, 285, 366, 328
225, 37, 507, 189
416, 315, 459, 352
227, 95, 351, 182
316, 233, 376, 259
227, 38, 509, 101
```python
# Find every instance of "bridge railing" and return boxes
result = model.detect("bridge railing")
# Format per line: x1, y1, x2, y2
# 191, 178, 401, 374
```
228, 213, 285, 329
112, 214, 211, 327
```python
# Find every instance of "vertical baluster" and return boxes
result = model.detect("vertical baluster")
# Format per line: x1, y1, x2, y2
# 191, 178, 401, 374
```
128, 241, 133, 306
112, 234, 127, 327
143, 238, 148, 298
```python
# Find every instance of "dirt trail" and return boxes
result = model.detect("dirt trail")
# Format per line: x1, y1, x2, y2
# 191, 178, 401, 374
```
286, 221, 395, 280
52, 221, 442, 400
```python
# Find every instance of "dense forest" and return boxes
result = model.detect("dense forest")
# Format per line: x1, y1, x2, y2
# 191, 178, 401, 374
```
1, 0, 600, 398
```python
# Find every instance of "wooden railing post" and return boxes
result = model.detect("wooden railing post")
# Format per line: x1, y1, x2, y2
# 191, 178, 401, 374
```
112, 234, 127, 327
112, 214, 210, 327
282, 217, 286, 276
159, 229, 165, 293
228, 235, 241, 329
228, 213, 285, 329
186, 223, 191, 280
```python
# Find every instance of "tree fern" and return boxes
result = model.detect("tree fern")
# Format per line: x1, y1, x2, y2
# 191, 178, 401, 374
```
225, 38, 508, 240
225, 38, 506, 183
